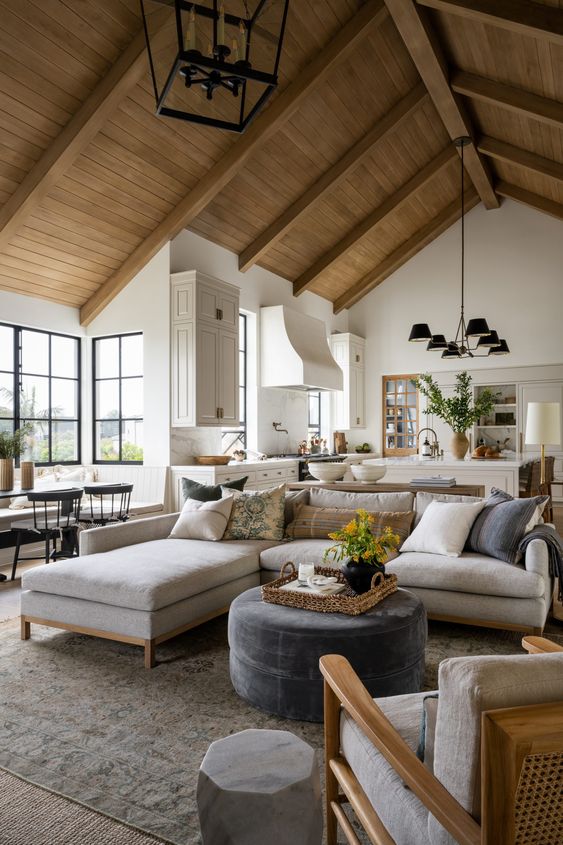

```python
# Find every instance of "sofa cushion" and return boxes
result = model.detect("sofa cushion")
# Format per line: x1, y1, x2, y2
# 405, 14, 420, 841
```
22, 538, 278, 611
430, 653, 563, 845
259, 539, 338, 572
414, 491, 483, 526
341, 690, 431, 845
309, 488, 414, 512
386, 552, 545, 598
286, 504, 415, 544
284, 489, 309, 526
222, 485, 286, 541
401, 501, 485, 557
181, 475, 247, 502
169, 497, 233, 541
466, 488, 549, 564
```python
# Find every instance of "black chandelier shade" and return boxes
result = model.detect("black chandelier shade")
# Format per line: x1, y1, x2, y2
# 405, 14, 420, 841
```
140, 0, 290, 132
407, 136, 509, 359
408, 323, 432, 342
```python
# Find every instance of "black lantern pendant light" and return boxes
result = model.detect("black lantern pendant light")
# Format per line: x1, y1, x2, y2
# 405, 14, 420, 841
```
408, 137, 509, 358
140, 1, 290, 132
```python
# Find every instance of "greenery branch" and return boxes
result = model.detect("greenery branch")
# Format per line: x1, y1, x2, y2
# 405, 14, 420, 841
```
412, 371, 498, 434
0, 426, 32, 459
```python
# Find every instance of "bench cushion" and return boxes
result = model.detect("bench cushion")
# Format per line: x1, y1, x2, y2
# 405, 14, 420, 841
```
22, 538, 278, 611
386, 552, 545, 599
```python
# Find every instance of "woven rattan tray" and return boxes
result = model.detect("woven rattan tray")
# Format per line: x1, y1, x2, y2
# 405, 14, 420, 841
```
261, 562, 398, 615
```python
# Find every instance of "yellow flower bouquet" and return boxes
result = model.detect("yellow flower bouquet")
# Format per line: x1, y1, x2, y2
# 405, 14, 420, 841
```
323, 509, 400, 594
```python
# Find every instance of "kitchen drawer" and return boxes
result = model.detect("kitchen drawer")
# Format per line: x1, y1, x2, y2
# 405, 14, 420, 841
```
285, 465, 299, 478
248, 481, 282, 491
217, 470, 256, 484
255, 467, 288, 482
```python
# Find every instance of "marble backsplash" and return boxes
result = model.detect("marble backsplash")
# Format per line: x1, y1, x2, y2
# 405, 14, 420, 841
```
170, 428, 223, 465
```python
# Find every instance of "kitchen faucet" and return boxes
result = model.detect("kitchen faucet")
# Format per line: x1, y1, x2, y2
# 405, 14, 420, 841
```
272, 422, 289, 434
417, 427, 441, 458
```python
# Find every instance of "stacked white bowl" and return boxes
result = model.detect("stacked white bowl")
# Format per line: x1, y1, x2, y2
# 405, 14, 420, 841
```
307, 462, 347, 482
350, 463, 387, 483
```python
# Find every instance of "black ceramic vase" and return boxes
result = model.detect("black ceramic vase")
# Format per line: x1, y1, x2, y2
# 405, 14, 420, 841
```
342, 560, 385, 594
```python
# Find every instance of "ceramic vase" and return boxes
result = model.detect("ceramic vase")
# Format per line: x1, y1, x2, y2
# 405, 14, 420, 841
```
0, 458, 14, 492
450, 431, 470, 460
342, 560, 385, 594
20, 461, 34, 490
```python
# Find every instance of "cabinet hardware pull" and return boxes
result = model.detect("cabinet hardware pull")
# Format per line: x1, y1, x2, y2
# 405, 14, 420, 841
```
356, 417, 360, 425
355, 354, 360, 362
216, 308, 223, 321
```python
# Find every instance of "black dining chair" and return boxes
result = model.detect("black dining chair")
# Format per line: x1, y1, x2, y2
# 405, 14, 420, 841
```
11, 487, 83, 580
79, 483, 133, 527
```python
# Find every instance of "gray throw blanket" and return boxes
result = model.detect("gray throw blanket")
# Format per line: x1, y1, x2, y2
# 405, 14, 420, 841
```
519, 524, 563, 601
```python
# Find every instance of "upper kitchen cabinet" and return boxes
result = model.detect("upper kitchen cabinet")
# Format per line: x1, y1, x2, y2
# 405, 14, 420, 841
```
330, 333, 366, 429
171, 271, 239, 428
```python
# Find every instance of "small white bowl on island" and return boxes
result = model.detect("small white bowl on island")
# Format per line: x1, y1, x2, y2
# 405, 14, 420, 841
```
350, 463, 387, 483
307, 462, 348, 482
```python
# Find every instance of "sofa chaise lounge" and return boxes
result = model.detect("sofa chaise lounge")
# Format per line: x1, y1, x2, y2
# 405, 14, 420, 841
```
20, 490, 553, 667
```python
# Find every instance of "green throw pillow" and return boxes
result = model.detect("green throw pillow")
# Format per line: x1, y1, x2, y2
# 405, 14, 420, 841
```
181, 476, 248, 503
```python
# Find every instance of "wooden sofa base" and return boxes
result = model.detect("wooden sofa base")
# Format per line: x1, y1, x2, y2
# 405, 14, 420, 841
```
428, 612, 543, 636
20, 606, 231, 669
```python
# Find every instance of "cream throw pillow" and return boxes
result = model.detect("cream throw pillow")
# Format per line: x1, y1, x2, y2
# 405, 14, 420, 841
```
400, 500, 485, 557
169, 496, 233, 541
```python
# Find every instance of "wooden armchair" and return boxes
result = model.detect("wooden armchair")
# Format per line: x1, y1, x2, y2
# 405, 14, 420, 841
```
321, 637, 563, 845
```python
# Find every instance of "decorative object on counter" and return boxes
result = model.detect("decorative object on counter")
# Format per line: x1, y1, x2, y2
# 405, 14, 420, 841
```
232, 450, 246, 462
333, 431, 347, 454
140, 1, 290, 134
407, 137, 510, 358
323, 509, 401, 594
354, 442, 372, 453
298, 440, 308, 456
410, 476, 456, 487
350, 464, 386, 483
414, 372, 497, 460
20, 461, 34, 490
525, 401, 561, 485
309, 436, 321, 454
0, 427, 30, 492
307, 461, 347, 482
195, 455, 232, 465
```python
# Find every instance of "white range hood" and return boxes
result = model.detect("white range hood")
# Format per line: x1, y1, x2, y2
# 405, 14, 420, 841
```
260, 305, 343, 391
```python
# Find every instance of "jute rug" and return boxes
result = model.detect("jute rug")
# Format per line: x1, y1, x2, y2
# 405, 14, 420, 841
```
0, 768, 172, 845
1, 614, 561, 844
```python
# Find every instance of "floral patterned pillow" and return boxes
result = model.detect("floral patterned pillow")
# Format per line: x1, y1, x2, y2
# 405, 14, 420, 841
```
222, 485, 286, 541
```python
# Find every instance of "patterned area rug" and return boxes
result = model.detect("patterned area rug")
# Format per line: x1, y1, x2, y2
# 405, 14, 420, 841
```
1, 615, 561, 844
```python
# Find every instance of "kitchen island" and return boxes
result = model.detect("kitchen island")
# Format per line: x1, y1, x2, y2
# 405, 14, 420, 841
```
361, 455, 531, 497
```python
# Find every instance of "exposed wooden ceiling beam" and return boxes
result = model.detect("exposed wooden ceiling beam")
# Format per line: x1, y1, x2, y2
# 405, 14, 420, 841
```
0, 12, 171, 255
383, 0, 499, 209
478, 136, 563, 184
238, 83, 428, 273
333, 188, 479, 313
293, 145, 456, 296
80, 0, 388, 325
451, 70, 563, 130
495, 180, 563, 221
417, 0, 563, 47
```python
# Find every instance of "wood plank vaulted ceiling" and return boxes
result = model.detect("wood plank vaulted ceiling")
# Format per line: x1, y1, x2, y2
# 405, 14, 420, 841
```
0, 0, 561, 325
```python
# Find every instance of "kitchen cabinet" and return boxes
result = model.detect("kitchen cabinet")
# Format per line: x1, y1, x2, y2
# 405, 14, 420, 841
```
171, 271, 239, 428
169, 461, 299, 510
330, 333, 366, 429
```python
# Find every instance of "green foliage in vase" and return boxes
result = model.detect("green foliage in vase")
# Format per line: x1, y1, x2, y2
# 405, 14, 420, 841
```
412, 371, 498, 434
0, 426, 31, 459
323, 509, 400, 567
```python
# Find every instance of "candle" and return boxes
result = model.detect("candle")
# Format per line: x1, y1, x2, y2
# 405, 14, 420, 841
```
239, 20, 247, 57
218, 3, 225, 46
186, 6, 196, 50
298, 562, 315, 584
20, 461, 34, 490
231, 36, 239, 62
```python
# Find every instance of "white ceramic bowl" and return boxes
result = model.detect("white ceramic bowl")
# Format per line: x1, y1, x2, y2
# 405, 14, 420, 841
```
307, 461, 347, 481
350, 463, 387, 483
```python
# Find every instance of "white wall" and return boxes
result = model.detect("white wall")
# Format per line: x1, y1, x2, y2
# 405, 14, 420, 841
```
348, 199, 563, 452
0, 290, 84, 337
85, 244, 171, 466
170, 230, 348, 459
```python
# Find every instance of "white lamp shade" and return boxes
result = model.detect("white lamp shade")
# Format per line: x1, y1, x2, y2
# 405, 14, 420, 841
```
525, 402, 561, 446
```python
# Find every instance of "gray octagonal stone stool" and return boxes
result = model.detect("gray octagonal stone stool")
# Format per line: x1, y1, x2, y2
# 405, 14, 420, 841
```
197, 728, 322, 845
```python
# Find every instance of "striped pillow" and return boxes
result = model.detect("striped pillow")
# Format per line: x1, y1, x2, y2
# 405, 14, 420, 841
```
286, 505, 415, 548
466, 487, 549, 564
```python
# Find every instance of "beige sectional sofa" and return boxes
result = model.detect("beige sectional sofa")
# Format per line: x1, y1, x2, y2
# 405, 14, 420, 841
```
20, 489, 552, 667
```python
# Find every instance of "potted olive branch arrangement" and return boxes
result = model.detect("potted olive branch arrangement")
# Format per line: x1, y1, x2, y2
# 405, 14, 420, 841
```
0, 427, 30, 492
322, 509, 400, 594
413, 371, 497, 460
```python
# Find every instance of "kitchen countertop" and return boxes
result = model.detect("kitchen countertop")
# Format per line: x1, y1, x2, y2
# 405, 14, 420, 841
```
363, 454, 530, 469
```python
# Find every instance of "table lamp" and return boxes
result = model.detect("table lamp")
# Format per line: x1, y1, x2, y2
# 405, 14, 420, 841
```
524, 402, 561, 484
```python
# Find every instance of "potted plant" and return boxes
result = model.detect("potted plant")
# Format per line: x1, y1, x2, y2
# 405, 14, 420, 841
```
0, 427, 30, 491
322, 509, 400, 594
413, 371, 497, 459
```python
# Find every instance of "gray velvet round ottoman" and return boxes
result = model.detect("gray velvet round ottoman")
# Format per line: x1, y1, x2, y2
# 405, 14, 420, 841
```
197, 729, 322, 844
228, 587, 427, 722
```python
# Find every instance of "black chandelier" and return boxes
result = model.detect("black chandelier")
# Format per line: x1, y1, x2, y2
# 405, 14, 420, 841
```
408, 137, 509, 358
140, 1, 290, 132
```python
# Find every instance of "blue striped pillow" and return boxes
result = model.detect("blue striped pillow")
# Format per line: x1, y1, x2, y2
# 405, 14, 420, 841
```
466, 488, 548, 564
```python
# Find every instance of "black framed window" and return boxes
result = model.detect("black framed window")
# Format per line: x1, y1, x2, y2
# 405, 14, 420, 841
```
93, 333, 143, 463
308, 391, 321, 441
221, 313, 247, 455
0, 322, 81, 464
